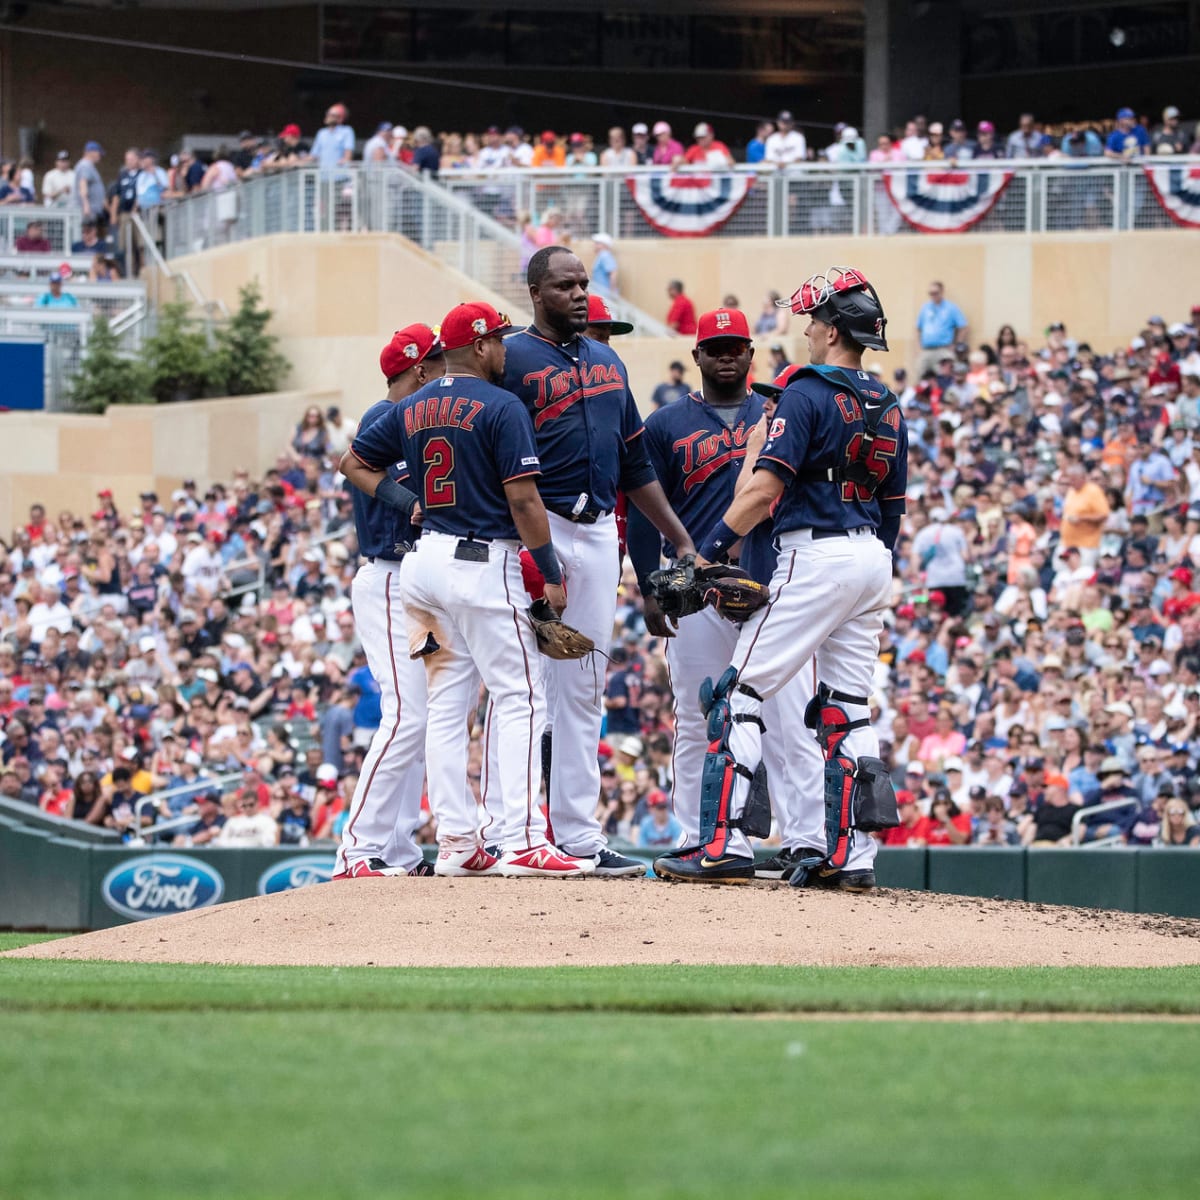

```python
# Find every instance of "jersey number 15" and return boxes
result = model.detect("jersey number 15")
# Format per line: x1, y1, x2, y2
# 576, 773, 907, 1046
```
840, 433, 897, 501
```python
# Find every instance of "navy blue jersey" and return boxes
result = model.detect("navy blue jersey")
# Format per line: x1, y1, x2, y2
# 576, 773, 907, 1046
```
756, 364, 908, 535
628, 391, 761, 581
351, 375, 542, 541
501, 328, 656, 512
351, 397, 420, 559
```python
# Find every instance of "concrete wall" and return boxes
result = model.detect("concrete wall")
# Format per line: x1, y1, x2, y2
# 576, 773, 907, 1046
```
0, 390, 337, 538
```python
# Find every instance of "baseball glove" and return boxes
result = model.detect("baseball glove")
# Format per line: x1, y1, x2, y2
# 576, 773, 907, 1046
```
527, 598, 595, 660
647, 557, 769, 624
699, 566, 770, 623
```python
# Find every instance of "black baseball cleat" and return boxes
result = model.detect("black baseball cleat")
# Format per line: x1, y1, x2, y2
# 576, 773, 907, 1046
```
793, 867, 876, 893
754, 847, 808, 881
653, 847, 755, 884
589, 848, 647, 877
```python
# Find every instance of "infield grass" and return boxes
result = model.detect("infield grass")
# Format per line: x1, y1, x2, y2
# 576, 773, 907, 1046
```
2, 950, 1198, 1199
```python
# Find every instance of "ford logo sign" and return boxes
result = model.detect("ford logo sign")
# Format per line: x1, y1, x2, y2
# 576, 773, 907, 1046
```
256, 855, 335, 896
101, 855, 224, 922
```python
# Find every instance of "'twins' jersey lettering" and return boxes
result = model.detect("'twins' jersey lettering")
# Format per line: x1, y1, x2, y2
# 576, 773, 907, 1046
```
672, 423, 753, 492
522, 361, 626, 429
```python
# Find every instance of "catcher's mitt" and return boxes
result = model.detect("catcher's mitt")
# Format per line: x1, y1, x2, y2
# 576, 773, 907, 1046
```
527, 598, 595, 660
699, 566, 770, 623
646, 555, 705, 620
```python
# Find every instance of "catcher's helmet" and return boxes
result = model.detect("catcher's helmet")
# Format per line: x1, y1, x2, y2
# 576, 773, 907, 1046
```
779, 266, 889, 352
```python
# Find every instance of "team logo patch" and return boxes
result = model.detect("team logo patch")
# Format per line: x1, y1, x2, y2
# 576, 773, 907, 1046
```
882, 167, 1013, 232
625, 172, 757, 238
403, 343, 419, 359
1143, 163, 1200, 228
715, 310, 732, 329
769, 417, 787, 440
521, 456, 540, 466
471, 317, 489, 335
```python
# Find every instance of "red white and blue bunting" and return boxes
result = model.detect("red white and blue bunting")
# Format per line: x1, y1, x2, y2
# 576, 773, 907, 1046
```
882, 168, 1014, 233
626, 173, 756, 237
1143, 163, 1200, 229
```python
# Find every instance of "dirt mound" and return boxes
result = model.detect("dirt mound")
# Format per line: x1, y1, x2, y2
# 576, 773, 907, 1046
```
8, 879, 1200, 968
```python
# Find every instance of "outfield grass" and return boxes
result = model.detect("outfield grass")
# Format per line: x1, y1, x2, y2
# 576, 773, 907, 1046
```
1, 958, 1199, 1014
0, 933, 67, 952
2, 945, 1198, 1198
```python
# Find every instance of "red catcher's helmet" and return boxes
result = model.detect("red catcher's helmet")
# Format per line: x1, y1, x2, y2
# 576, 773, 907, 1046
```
780, 265, 889, 352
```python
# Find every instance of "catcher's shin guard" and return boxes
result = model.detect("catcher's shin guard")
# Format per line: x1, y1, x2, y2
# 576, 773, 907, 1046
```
789, 682, 898, 887
697, 667, 766, 857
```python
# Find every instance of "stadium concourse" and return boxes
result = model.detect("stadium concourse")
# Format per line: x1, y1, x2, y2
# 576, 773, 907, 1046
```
3, 310, 1200, 860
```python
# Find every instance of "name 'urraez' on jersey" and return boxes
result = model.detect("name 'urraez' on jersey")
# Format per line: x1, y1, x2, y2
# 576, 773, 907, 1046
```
350, 374, 543, 542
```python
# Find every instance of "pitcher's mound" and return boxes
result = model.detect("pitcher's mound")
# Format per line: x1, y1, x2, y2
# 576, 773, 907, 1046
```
7, 878, 1200, 968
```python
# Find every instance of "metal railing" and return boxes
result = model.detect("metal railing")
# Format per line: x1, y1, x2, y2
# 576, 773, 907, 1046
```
0, 253, 99, 280
131, 771, 245, 846
0, 206, 83, 254
1070, 796, 1140, 847
0, 279, 146, 324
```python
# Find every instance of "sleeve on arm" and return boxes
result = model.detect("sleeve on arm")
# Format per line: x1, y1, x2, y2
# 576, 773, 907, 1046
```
495, 399, 543, 483
350, 405, 403, 470
626, 505, 664, 591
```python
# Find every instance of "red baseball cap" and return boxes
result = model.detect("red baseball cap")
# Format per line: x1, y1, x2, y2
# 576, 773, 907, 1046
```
1172, 567, 1193, 586
586, 293, 633, 335
541, 130, 557, 143
439, 303, 512, 351
280, 124, 301, 138
695, 308, 751, 347
751, 363, 804, 398
380, 323, 442, 380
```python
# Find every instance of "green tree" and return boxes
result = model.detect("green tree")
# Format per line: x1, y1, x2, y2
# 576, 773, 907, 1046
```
68, 315, 152, 413
144, 298, 213, 403
212, 281, 289, 396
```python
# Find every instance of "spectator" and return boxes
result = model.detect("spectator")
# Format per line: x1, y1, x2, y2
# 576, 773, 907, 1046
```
590, 233, 619, 298
216, 790, 279, 845
745, 120, 773, 164
911, 508, 970, 616
134, 150, 168, 208
503, 126, 533, 168
532, 131, 565, 168
1021, 781, 1081, 846
291, 406, 330, 461
15, 221, 52, 253
361, 122, 394, 167
923, 122, 947, 160
41, 150, 75, 207
884, 790, 928, 845
973, 121, 1001, 160
566, 132, 597, 168
915, 281, 968, 376
600, 126, 636, 168
1152, 106, 1188, 154
1005, 113, 1048, 158
945, 119, 975, 160
36, 271, 77, 309
651, 121, 684, 167
1060, 463, 1111, 566
754, 292, 788, 336
264, 125, 306, 172
973, 795, 1021, 846
764, 110, 807, 165
0, 160, 32, 204
652, 361, 690, 408
277, 789, 313, 846
319, 686, 356, 774
1157, 799, 1200, 846
925, 791, 972, 845
310, 104, 355, 172
410, 126, 440, 177
71, 217, 114, 257
665, 280, 697, 335
1105, 107, 1150, 159
684, 122, 733, 168
1078, 757, 1138, 842
107, 147, 141, 233
636, 790, 681, 848
899, 119, 928, 160
630, 122, 652, 165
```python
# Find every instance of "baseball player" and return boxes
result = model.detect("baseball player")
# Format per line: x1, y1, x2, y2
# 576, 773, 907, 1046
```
627, 312, 822, 876
584, 293, 633, 345
345, 301, 595, 878
332, 323, 444, 880
655, 266, 907, 888
500, 245, 696, 876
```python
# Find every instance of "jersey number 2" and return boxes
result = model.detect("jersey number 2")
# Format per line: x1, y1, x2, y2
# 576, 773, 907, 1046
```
423, 437, 456, 508
840, 433, 897, 501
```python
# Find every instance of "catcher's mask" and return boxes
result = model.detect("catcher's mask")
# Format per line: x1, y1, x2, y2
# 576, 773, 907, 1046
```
779, 265, 889, 352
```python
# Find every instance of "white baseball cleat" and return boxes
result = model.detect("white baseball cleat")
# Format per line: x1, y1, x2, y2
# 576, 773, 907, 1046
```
498, 844, 597, 878
433, 845, 501, 877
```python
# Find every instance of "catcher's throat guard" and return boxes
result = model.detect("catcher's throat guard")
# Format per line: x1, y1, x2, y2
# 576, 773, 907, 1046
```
697, 667, 770, 857
789, 681, 899, 887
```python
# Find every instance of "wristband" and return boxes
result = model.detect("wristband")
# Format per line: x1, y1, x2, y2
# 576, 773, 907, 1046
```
698, 520, 738, 564
527, 540, 563, 587
374, 476, 418, 517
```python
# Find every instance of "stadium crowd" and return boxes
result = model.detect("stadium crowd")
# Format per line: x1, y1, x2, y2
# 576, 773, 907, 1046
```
4, 301, 1200, 854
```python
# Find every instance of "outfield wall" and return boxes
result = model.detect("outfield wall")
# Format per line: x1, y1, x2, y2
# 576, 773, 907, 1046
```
2, 802, 1197, 931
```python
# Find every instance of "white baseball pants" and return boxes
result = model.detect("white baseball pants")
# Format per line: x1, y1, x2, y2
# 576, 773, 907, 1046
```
540, 512, 620, 857
401, 532, 549, 854
335, 558, 426, 875
723, 527, 891, 871
667, 603, 823, 852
